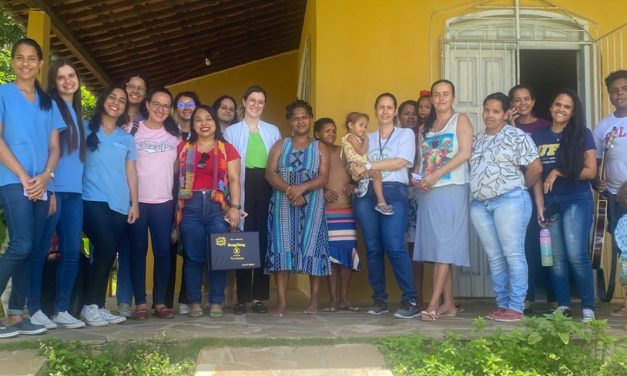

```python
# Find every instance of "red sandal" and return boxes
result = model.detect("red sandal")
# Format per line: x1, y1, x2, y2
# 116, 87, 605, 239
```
153, 307, 174, 319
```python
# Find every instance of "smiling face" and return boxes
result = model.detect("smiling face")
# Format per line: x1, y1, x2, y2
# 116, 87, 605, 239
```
103, 88, 128, 119
243, 91, 266, 119
217, 97, 236, 124
55, 64, 79, 98
431, 81, 455, 113
193, 108, 216, 139
289, 107, 312, 136
398, 103, 417, 129
511, 88, 535, 117
550, 93, 575, 125
125, 76, 147, 105
375, 96, 396, 126
608, 77, 627, 113
147, 91, 172, 124
482, 99, 507, 134
176, 95, 196, 121
11, 43, 43, 82
314, 122, 337, 146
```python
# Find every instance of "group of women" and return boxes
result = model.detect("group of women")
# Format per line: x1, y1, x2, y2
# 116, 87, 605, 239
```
0, 37, 601, 338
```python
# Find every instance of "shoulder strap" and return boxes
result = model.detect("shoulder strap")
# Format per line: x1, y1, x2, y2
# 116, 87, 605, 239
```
130, 120, 140, 136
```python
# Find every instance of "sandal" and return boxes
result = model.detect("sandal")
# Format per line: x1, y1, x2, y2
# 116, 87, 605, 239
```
420, 310, 438, 321
338, 305, 360, 312
190, 306, 203, 318
233, 303, 246, 315
209, 305, 223, 318
133, 308, 149, 320
252, 301, 268, 314
153, 307, 174, 319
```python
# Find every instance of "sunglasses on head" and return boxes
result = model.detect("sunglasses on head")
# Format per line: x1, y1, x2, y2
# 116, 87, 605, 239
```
197, 152, 209, 169
177, 101, 195, 110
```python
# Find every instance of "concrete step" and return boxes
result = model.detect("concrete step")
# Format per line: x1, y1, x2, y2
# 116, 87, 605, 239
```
0, 350, 46, 376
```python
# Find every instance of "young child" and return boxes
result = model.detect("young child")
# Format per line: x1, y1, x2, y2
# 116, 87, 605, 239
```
314, 118, 361, 312
615, 181, 627, 331
341, 112, 394, 215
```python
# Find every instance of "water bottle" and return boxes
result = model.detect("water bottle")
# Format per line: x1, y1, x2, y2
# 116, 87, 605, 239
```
540, 228, 553, 267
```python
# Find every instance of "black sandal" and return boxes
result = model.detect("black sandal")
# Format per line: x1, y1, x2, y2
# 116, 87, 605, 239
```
252, 301, 268, 314
233, 303, 246, 314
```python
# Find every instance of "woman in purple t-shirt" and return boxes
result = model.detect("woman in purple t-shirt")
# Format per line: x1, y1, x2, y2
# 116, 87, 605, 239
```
532, 88, 597, 323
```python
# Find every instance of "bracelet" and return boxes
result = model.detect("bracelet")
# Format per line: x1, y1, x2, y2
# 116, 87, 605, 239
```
231, 204, 241, 209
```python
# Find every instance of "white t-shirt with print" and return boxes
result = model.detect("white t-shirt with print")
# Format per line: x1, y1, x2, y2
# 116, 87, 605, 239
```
593, 113, 627, 194
367, 127, 415, 185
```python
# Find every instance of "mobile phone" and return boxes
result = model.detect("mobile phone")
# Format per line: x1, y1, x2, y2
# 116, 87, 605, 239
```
411, 172, 422, 181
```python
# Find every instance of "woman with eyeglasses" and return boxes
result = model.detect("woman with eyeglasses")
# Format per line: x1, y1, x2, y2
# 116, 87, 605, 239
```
117, 73, 150, 318
212, 95, 238, 133
173, 104, 242, 318
81, 85, 138, 326
224, 85, 280, 315
126, 88, 181, 320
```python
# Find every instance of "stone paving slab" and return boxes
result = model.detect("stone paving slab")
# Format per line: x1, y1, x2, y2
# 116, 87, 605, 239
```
0, 350, 46, 376
195, 344, 392, 376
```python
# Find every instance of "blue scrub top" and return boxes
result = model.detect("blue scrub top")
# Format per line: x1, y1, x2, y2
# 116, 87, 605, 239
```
53, 104, 85, 194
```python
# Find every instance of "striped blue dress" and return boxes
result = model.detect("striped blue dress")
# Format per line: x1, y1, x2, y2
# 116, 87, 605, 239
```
265, 138, 330, 276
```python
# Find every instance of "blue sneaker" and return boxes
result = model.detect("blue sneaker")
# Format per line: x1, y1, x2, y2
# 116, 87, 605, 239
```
10, 319, 47, 335
0, 323, 19, 339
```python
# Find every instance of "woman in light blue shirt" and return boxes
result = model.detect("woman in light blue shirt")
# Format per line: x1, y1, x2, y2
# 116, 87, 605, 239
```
0, 38, 64, 338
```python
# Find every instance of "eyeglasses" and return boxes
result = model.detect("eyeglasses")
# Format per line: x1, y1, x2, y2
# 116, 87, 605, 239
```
126, 83, 146, 93
197, 152, 209, 169
177, 101, 195, 110
150, 101, 171, 112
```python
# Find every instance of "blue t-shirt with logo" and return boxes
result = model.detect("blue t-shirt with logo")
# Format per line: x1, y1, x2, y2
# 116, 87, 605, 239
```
532, 126, 596, 197
53, 104, 85, 193
83, 127, 136, 214
0, 83, 65, 187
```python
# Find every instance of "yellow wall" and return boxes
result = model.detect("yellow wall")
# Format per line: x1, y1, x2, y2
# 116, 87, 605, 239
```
167, 51, 299, 136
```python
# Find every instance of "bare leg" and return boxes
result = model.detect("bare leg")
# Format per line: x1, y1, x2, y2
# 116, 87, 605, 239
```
424, 263, 449, 319
325, 264, 339, 311
369, 170, 387, 205
437, 265, 457, 316
338, 266, 357, 310
305, 275, 320, 314
272, 271, 289, 317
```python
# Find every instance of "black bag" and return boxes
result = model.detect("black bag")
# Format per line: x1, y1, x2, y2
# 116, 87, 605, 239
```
210, 232, 260, 270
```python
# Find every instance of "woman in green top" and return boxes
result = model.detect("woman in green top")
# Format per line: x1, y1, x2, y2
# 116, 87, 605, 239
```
223, 85, 281, 314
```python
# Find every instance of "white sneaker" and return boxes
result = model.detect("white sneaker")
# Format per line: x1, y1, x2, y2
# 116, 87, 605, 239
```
117, 303, 132, 318
178, 303, 190, 315
30, 310, 58, 330
80, 305, 108, 327
99, 308, 126, 325
581, 308, 595, 323
53, 311, 86, 329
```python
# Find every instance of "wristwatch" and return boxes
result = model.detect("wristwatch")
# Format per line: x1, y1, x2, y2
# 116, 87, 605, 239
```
46, 168, 55, 179
231, 204, 241, 209
365, 162, 372, 171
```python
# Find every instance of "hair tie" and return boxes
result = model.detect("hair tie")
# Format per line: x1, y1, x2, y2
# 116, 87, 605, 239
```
419, 90, 431, 97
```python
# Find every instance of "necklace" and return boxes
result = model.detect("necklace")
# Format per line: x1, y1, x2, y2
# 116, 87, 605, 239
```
379, 127, 395, 156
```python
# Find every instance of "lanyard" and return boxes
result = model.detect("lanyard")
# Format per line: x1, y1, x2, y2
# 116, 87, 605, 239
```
379, 128, 395, 157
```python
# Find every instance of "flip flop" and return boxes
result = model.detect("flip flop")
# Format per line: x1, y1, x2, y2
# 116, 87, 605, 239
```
420, 310, 439, 321
322, 306, 338, 312
338, 305, 360, 312
438, 310, 457, 317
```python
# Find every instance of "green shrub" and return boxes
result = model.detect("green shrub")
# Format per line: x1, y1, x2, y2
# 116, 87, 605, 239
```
39, 338, 195, 376
379, 313, 626, 376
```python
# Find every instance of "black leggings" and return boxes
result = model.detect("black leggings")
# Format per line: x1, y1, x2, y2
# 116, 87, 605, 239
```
83, 200, 127, 308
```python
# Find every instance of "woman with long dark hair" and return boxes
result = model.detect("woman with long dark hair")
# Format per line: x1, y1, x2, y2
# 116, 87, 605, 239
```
173, 104, 242, 318
20, 59, 87, 330
0, 38, 64, 338
127, 87, 180, 320
81, 85, 138, 326
212, 95, 238, 133
533, 88, 597, 323
224, 86, 280, 315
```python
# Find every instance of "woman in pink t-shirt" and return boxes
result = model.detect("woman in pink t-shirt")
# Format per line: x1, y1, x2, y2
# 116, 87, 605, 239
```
127, 87, 181, 320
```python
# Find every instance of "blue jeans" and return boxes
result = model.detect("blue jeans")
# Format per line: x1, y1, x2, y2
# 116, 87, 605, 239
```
116, 229, 133, 306
470, 188, 530, 313
129, 201, 174, 306
26, 192, 83, 314
546, 191, 595, 311
353, 182, 416, 304
180, 192, 228, 305
0, 184, 50, 315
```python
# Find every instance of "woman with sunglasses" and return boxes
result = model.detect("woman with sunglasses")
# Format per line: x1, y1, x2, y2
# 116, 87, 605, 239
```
175, 91, 200, 140
173, 104, 242, 318
127, 88, 181, 320
117, 73, 150, 318
81, 85, 138, 326
224, 85, 280, 315
212, 95, 238, 133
